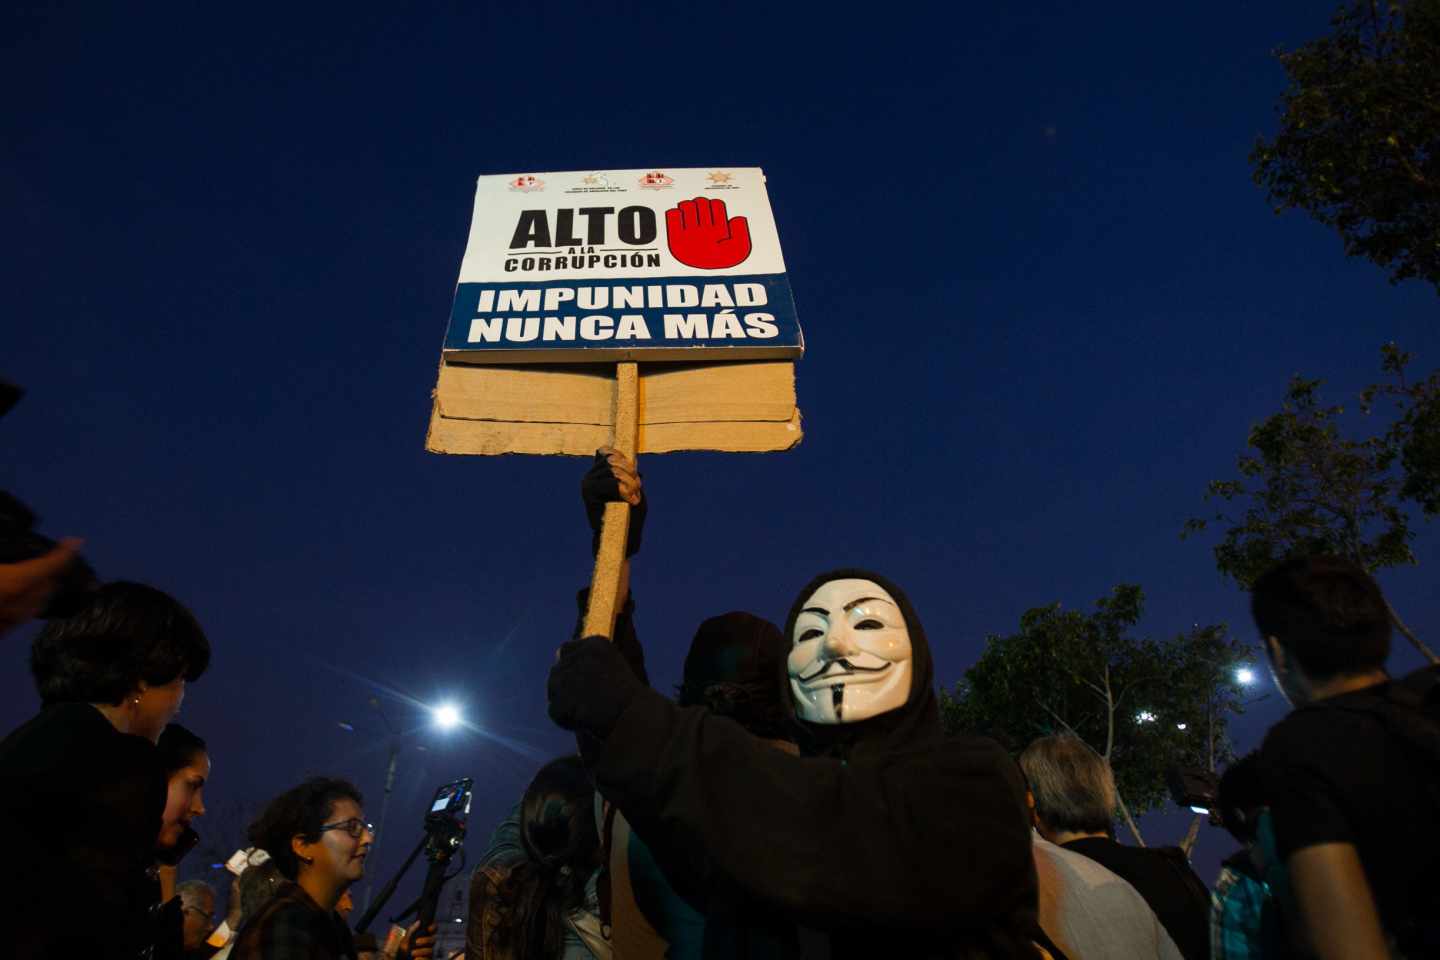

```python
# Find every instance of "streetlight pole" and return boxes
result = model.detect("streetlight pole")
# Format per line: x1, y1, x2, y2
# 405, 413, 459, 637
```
363, 698, 401, 913
364, 738, 399, 912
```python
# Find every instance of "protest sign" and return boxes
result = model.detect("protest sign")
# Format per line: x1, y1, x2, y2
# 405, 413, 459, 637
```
426, 167, 804, 636
441, 167, 802, 363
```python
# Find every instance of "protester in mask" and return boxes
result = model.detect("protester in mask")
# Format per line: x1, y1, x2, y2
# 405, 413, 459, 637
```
1253, 555, 1440, 958
468, 756, 608, 960
548, 462, 1038, 957
0, 580, 210, 959
1020, 734, 1209, 960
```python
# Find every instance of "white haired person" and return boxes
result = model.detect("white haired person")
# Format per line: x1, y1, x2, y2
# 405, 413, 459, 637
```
1020, 735, 1208, 959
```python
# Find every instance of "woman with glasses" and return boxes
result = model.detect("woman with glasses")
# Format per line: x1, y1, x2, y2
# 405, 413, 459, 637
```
230, 777, 389, 960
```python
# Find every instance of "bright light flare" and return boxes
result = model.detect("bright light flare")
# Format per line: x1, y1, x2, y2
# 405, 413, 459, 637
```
1176, 722, 1188, 731
433, 703, 462, 730
1235, 666, 1257, 686
1136, 710, 1157, 724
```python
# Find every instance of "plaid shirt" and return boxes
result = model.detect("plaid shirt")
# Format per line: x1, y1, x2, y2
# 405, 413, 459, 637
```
228, 881, 356, 960
1210, 865, 1267, 960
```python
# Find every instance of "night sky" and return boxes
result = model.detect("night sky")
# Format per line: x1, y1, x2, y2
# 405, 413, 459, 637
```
5, 0, 1438, 920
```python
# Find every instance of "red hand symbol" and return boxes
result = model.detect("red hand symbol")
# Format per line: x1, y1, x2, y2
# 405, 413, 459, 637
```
665, 197, 752, 269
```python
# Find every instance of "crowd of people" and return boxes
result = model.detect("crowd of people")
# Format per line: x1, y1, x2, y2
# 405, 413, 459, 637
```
1, 439, 1436, 959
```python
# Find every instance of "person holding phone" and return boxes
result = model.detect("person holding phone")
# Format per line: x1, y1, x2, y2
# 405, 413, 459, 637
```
153, 724, 213, 959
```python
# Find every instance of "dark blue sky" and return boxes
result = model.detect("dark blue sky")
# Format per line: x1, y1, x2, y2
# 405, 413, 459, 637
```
5, 0, 1437, 912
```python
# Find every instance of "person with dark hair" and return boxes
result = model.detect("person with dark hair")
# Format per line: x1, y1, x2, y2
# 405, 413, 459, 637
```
156, 723, 210, 860
233, 777, 437, 960
617, 610, 800, 959
233, 777, 369, 959
539, 453, 804, 958
153, 724, 213, 959
468, 756, 607, 960
0, 580, 210, 959
29, 579, 211, 713
548, 454, 1040, 959
1019, 735, 1209, 960
1252, 554, 1440, 958
1209, 753, 1291, 960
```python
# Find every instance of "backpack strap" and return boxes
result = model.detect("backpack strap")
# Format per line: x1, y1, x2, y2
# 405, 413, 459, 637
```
597, 800, 618, 940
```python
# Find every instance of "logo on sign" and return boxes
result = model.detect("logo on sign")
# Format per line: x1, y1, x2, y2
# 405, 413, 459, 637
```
508, 175, 545, 193
639, 171, 674, 190
565, 173, 625, 195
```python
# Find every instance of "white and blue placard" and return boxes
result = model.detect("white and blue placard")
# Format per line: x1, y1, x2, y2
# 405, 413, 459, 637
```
443, 168, 803, 364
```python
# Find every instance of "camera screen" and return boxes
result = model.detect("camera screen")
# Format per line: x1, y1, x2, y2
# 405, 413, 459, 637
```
431, 790, 453, 813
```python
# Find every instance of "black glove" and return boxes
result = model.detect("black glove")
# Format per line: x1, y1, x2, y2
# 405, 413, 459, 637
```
548, 635, 645, 738
581, 451, 647, 557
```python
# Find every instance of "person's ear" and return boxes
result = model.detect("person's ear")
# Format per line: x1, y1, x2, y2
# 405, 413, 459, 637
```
1265, 636, 1286, 674
291, 834, 316, 867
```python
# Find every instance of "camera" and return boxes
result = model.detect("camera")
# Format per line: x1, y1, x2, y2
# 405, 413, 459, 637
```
0, 491, 98, 618
1166, 766, 1220, 818
427, 778, 473, 824
355, 777, 474, 935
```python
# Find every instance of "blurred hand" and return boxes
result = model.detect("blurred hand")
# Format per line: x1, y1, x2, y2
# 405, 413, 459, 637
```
399, 920, 438, 960
0, 538, 81, 635
224, 872, 243, 928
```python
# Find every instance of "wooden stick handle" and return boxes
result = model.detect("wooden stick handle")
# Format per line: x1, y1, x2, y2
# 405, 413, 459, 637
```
582, 362, 638, 639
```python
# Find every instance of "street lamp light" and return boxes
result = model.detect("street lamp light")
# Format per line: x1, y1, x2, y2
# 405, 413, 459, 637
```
432, 703, 462, 730
1235, 666, 1257, 686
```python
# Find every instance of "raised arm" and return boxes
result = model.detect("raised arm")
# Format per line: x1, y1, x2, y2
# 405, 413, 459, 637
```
548, 641, 1035, 932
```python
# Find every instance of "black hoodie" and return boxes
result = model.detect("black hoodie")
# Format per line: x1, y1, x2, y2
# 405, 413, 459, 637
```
585, 569, 1040, 959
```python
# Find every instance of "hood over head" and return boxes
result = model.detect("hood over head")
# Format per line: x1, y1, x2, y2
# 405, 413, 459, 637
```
678, 611, 791, 740
782, 568, 942, 760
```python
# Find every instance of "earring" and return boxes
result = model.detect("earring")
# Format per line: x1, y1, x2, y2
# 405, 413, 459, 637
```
299, 855, 314, 865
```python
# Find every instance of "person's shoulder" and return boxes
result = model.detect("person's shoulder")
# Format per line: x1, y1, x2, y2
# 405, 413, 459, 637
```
917, 733, 1014, 767
0, 702, 127, 778
1262, 689, 1392, 764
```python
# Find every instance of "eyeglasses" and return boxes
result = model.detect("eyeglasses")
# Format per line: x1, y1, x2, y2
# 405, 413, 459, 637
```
319, 818, 374, 840
181, 903, 216, 926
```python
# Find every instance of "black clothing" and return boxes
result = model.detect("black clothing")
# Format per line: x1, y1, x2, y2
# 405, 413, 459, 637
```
1261, 667, 1440, 952
228, 880, 357, 960
1060, 837, 1208, 960
551, 635, 647, 735
0, 701, 166, 959
573, 569, 1039, 958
